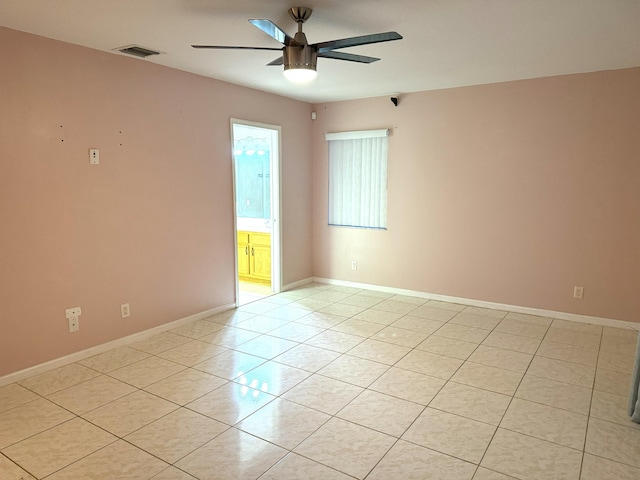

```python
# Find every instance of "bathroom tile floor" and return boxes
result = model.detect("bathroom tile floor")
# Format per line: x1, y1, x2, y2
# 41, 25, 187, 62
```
1, 283, 639, 479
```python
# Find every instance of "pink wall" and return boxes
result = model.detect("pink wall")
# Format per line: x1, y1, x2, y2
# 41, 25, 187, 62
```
0, 27, 313, 377
312, 68, 640, 323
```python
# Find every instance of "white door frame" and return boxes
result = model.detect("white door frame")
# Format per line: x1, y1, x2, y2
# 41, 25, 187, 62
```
230, 118, 282, 306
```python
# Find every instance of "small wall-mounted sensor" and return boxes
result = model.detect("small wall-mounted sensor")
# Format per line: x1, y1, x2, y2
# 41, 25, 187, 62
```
390, 97, 398, 107
311, 111, 317, 120
89, 148, 99, 165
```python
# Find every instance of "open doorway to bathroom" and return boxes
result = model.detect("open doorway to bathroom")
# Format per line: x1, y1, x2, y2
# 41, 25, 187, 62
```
231, 120, 281, 305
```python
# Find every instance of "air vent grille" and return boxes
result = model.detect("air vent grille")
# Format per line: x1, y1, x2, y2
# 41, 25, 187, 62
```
116, 45, 162, 58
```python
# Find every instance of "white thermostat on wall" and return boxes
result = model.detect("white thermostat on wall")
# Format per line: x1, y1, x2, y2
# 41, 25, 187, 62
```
89, 148, 99, 165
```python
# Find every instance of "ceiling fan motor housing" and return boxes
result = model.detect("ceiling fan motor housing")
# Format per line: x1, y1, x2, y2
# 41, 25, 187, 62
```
283, 32, 317, 71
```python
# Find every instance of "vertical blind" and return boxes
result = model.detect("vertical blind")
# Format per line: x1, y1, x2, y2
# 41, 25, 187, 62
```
326, 129, 389, 229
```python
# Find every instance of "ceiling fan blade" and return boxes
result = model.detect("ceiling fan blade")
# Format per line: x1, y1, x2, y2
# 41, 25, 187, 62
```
318, 51, 380, 63
267, 57, 284, 66
249, 19, 296, 46
192, 45, 282, 51
314, 31, 402, 53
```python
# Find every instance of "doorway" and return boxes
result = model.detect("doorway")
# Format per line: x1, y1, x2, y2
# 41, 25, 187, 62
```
231, 120, 281, 306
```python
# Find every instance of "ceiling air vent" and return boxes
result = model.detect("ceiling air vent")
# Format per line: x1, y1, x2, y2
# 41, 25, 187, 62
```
115, 45, 162, 58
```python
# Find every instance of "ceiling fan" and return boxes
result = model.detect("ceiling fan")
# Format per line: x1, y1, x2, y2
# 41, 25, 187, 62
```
192, 6, 402, 83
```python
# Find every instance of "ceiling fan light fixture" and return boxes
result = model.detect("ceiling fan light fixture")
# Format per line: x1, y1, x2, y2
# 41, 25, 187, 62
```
283, 66, 317, 83
282, 42, 318, 83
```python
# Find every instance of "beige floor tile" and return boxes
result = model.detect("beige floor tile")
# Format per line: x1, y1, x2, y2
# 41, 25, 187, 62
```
331, 318, 385, 337
0, 398, 74, 449
129, 332, 192, 355
109, 356, 186, 388
46, 440, 168, 480
176, 427, 286, 480
151, 466, 197, 479
448, 312, 502, 330
600, 328, 638, 352
186, 381, 275, 425
544, 327, 601, 348
482, 428, 582, 480
494, 319, 548, 340
390, 294, 428, 305
144, 368, 227, 405
288, 297, 334, 312
353, 308, 404, 325
3, 418, 116, 478
273, 343, 340, 372
260, 452, 354, 480
503, 312, 553, 327
391, 316, 445, 335
581, 453, 640, 480
169, 319, 225, 339
18, 363, 100, 396
308, 290, 355, 303
207, 309, 255, 326
319, 355, 389, 387
193, 350, 266, 380
473, 467, 517, 479
500, 398, 588, 449
347, 338, 411, 364
597, 350, 635, 374
536, 340, 598, 366
551, 319, 602, 335
594, 368, 632, 396
451, 362, 523, 396
515, 374, 592, 415
339, 294, 385, 309
467, 345, 532, 373
305, 329, 365, 352
337, 389, 424, 436
527, 356, 595, 388
295, 417, 396, 479
396, 349, 463, 380
238, 397, 330, 449
320, 303, 368, 318
481, 331, 541, 354
234, 314, 289, 334
237, 301, 280, 315
157, 340, 228, 367
372, 325, 429, 347
435, 323, 491, 344
263, 305, 313, 321
282, 374, 363, 415
198, 325, 260, 348
416, 335, 479, 360
82, 390, 178, 437
585, 418, 640, 468
47, 374, 136, 414
427, 300, 467, 312
233, 360, 310, 396
294, 311, 346, 328
367, 440, 476, 480
234, 334, 298, 359
125, 408, 228, 463
403, 408, 496, 463
369, 366, 446, 405
0, 384, 39, 414
590, 390, 640, 430
0, 453, 36, 480
463, 306, 507, 319
372, 299, 419, 315
267, 322, 325, 342
409, 305, 458, 322
430, 382, 511, 426
78, 346, 150, 373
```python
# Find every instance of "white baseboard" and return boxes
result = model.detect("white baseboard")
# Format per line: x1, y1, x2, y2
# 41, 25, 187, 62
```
313, 277, 640, 332
0, 303, 236, 388
282, 277, 314, 291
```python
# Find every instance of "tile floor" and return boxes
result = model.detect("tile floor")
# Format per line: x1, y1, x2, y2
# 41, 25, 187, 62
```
239, 280, 273, 306
1, 283, 639, 479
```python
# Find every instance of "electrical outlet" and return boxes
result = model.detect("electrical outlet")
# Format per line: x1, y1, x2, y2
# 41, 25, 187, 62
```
68, 316, 79, 333
89, 148, 99, 165
351, 260, 357, 270
573, 286, 584, 299
121, 303, 130, 318
65, 307, 81, 318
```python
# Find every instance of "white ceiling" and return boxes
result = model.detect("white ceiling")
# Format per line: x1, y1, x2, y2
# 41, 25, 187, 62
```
2, 0, 640, 104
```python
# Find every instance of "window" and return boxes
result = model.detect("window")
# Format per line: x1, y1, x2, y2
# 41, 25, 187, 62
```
326, 129, 389, 229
